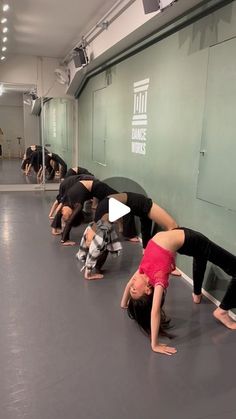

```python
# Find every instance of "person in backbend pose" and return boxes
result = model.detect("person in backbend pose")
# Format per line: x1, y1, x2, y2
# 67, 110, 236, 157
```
48, 174, 95, 219
22, 145, 48, 173
121, 227, 236, 356
64, 166, 94, 179
77, 192, 180, 279
77, 219, 122, 279
35, 152, 67, 182
95, 192, 178, 249
51, 179, 119, 245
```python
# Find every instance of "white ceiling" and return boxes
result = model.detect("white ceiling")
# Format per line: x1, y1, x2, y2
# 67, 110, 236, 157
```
0, 0, 225, 69
2, 0, 213, 61
2, 0, 119, 58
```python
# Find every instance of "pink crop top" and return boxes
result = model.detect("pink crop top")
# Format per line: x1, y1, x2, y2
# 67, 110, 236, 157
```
139, 240, 176, 289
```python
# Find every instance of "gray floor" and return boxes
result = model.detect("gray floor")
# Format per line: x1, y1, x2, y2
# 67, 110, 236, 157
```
1, 191, 236, 419
0, 158, 60, 184
0, 158, 37, 184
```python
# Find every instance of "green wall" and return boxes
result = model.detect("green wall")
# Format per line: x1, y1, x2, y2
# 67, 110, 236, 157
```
43, 98, 74, 167
77, 2, 236, 304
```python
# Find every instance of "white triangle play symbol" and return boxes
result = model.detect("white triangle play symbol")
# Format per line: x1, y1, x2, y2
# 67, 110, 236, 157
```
108, 197, 130, 222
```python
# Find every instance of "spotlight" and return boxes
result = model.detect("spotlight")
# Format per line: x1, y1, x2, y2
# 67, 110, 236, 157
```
1, 18, 7, 24
2, 27, 8, 33
73, 46, 89, 68
2, 36, 7, 42
1, 55, 6, 60
2, 4, 10, 12
2, 46, 6, 51
96, 21, 109, 30
142, 0, 178, 14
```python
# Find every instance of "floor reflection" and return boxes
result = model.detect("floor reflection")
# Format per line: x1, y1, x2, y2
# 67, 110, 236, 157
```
0, 158, 60, 185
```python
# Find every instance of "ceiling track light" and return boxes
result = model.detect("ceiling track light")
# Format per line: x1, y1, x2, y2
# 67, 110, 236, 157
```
0, 3, 10, 63
2, 4, 10, 12
96, 20, 109, 30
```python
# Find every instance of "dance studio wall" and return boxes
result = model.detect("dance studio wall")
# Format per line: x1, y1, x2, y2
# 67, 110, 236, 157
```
0, 93, 24, 158
77, 1, 236, 305
43, 98, 75, 167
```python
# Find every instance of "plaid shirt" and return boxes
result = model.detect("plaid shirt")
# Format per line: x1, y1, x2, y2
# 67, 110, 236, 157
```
76, 220, 122, 270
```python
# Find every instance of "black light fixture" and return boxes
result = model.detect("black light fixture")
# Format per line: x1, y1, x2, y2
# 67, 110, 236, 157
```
142, 0, 160, 14
160, 0, 178, 10
142, 0, 177, 14
73, 46, 89, 68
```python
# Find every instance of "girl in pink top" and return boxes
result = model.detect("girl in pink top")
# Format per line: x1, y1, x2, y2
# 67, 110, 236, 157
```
121, 227, 236, 356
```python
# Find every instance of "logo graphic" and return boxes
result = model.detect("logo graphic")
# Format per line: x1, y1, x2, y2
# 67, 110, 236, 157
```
108, 197, 130, 222
131, 78, 150, 155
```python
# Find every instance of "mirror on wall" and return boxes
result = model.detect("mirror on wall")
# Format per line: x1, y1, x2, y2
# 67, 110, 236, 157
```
42, 97, 75, 190
0, 84, 75, 190
0, 82, 41, 186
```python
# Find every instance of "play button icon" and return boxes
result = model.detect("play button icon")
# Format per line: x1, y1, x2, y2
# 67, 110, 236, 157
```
108, 197, 130, 222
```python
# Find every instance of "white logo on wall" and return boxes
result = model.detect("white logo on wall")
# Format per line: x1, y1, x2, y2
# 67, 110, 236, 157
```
131, 78, 149, 155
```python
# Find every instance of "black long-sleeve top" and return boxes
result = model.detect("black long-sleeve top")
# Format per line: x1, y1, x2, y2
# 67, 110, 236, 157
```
46, 153, 68, 178
56, 174, 95, 203
61, 180, 118, 242
64, 166, 94, 178
94, 192, 152, 248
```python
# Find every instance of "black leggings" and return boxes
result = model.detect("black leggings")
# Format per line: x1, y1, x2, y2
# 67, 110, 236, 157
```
177, 227, 236, 310
91, 180, 117, 200
95, 250, 109, 272
94, 193, 152, 246
125, 192, 153, 247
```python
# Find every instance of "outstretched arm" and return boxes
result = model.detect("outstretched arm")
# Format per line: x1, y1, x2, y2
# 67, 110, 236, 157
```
54, 154, 67, 178
61, 204, 82, 244
151, 285, 177, 355
25, 163, 32, 175
49, 200, 59, 218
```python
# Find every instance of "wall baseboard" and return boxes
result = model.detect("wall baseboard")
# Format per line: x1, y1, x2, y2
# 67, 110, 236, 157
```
177, 268, 236, 321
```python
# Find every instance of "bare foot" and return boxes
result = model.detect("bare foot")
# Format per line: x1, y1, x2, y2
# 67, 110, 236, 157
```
192, 293, 202, 304
61, 241, 76, 246
128, 237, 139, 243
171, 269, 181, 276
51, 228, 62, 235
85, 273, 104, 280
213, 308, 236, 329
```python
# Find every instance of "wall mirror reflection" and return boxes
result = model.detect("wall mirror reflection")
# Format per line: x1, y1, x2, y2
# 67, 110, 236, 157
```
42, 97, 75, 190
0, 82, 41, 185
0, 83, 76, 190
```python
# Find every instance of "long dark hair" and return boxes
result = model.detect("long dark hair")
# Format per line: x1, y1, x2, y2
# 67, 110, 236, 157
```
127, 290, 173, 339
